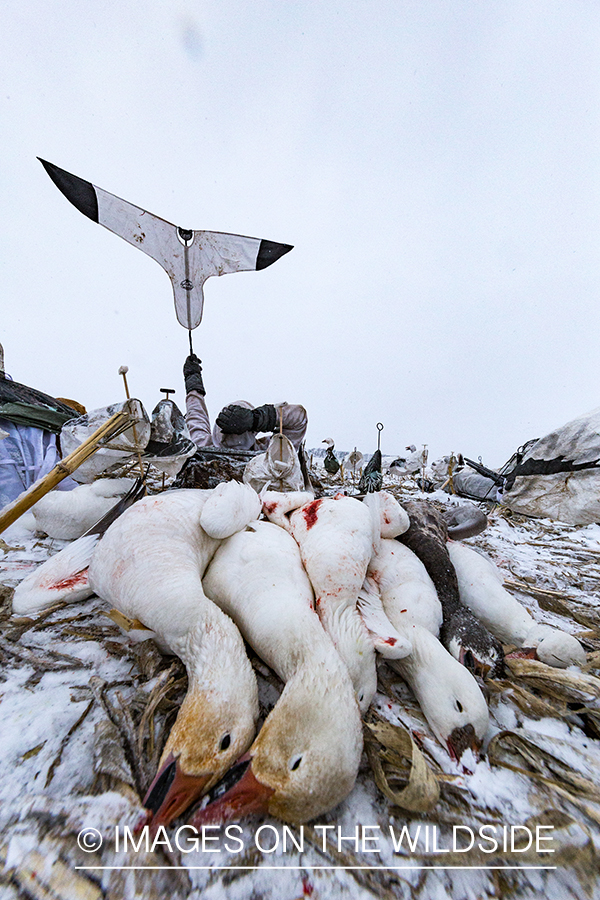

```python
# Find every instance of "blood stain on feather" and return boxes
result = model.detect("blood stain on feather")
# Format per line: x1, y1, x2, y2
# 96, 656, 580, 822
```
43, 569, 89, 591
302, 499, 324, 530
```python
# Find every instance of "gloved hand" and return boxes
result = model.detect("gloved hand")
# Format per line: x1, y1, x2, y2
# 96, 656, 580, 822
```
216, 403, 278, 435
216, 404, 255, 434
183, 354, 205, 396
252, 403, 277, 434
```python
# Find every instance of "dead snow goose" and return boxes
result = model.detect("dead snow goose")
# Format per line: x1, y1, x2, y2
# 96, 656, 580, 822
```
88, 485, 261, 829
366, 538, 442, 635
198, 520, 363, 825
12, 479, 145, 615
441, 503, 488, 540
362, 542, 489, 759
398, 501, 504, 678
447, 541, 586, 668
264, 492, 410, 712
362, 489, 410, 541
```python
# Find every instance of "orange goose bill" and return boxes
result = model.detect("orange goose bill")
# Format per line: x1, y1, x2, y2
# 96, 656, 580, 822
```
190, 753, 274, 827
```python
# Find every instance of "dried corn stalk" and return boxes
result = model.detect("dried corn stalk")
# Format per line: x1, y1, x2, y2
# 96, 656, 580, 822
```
365, 718, 440, 812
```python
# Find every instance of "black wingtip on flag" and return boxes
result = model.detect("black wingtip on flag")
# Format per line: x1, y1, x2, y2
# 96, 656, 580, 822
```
256, 239, 293, 270
38, 158, 99, 222
39, 158, 293, 329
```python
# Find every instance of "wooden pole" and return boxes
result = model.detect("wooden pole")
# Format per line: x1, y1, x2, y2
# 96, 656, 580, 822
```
0, 408, 132, 534
448, 451, 456, 494
279, 406, 284, 462
119, 366, 146, 485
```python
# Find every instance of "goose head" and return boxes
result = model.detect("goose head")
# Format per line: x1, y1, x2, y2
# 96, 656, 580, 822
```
142, 622, 259, 831
520, 624, 586, 669
192, 667, 363, 826
442, 605, 505, 679
393, 627, 489, 761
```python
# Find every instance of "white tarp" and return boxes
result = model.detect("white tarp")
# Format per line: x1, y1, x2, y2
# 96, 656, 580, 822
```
503, 406, 600, 524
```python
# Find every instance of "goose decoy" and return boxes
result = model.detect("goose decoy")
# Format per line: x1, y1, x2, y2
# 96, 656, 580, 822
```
362, 542, 489, 759
88, 484, 262, 829
39, 159, 293, 330
30, 478, 137, 540
388, 457, 408, 477
198, 520, 363, 825
322, 439, 340, 476
397, 501, 505, 678
358, 450, 383, 494
346, 448, 363, 473
12, 478, 145, 615
447, 541, 586, 668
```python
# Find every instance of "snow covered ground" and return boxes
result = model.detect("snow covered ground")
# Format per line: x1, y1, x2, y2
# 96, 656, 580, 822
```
1, 470, 599, 900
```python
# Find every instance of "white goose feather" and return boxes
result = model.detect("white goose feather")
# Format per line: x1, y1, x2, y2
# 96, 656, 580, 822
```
87, 485, 261, 828
200, 520, 363, 824
364, 540, 489, 758
447, 540, 586, 668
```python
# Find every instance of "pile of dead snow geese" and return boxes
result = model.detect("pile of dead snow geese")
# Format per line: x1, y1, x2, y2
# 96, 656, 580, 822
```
12, 478, 586, 829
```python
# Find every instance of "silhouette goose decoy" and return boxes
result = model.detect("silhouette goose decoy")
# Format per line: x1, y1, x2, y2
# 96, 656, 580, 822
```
322, 439, 340, 476
358, 451, 383, 493
346, 448, 363, 473
39, 159, 293, 329
358, 423, 384, 493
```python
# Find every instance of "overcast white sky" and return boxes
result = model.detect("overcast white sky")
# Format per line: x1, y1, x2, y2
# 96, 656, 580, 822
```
2, 1, 599, 464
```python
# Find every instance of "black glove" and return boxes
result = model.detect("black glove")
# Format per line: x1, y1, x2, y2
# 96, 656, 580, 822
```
216, 403, 278, 435
216, 405, 255, 434
252, 403, 277, 434
183, 354, 205, 396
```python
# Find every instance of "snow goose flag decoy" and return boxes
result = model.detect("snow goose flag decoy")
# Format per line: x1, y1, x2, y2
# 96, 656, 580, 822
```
38, 159, 293, 330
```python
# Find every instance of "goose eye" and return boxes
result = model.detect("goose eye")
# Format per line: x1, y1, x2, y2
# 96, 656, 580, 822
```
455, 700, 463, 713
358, 693, 365, 703
290, 754, 303, 771
219, 733, 231, 751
